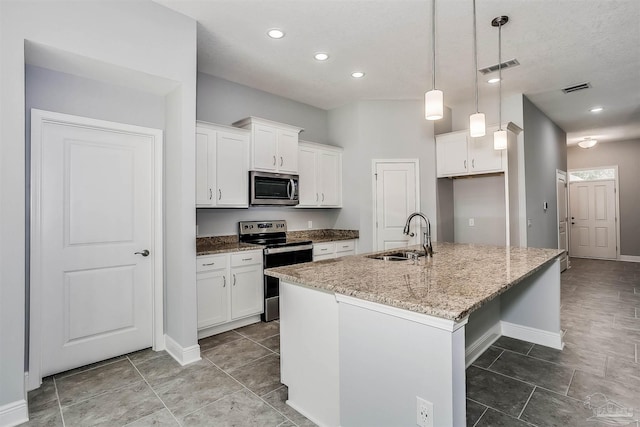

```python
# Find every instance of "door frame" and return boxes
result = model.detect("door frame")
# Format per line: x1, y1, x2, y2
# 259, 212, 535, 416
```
567, 165, 621, 261
556, 170, 569, 271
28, 109, 164, 390
371, 159, 421, 251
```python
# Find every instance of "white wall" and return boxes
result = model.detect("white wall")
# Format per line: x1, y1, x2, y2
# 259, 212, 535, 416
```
0, 1, 197, 416
329, 100, 437, 253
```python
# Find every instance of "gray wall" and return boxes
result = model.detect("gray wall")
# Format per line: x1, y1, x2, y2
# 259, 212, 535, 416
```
453, 175, 506, 245
568, 139, 640, 256
523, 96, 567, 249
328, 100, 437, 253
196, 73, 339, 235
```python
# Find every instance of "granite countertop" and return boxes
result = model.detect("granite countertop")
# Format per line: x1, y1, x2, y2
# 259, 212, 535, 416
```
196, 229, 359, 255
265, 242, 564, 322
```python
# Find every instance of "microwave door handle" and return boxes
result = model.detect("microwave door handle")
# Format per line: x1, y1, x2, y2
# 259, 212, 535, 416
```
291, 179, 297, 200
286, 179, 292, 199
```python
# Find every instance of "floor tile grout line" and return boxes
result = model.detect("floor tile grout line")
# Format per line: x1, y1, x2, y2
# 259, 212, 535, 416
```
206, 357, 299, 426
53, 356, 126, 381
202, 342, 277, 372
176, 388, 248, 421
518, 385, 536, 420
52, 376, 67, 427
489, 345, 580, 371
466, 397, 537, 426
235, 333, 280, 353
56, 378, 149, 410
127, 355, 183, 427
485, 349, 504, 370
477, 363, 577, 397
471, 407, 488, 427
565, 369, 576, 396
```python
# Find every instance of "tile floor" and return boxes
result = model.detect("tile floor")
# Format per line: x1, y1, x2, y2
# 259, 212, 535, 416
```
22, 257, 640, 426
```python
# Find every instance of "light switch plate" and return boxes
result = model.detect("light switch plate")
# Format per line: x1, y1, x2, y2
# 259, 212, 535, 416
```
468, 218, 475, 227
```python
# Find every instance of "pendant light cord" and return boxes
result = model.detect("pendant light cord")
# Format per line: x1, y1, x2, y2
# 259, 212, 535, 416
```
498, 21, 503, 131
432, 0, 436, 90
473, 0, 479, 114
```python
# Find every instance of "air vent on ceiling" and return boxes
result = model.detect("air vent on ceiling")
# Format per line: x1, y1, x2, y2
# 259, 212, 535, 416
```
561, 82, 591, 93
478, 58, 520, 75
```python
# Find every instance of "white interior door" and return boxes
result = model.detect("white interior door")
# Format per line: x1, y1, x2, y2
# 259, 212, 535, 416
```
374, 161, 419, 251
569, 180, 617, 260
35, 112, 157, 377
556, 171, 569, 271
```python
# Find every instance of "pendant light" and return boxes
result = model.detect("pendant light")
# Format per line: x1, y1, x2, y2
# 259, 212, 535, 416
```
469, 0, 485, 137
492, 15, 509, 150
425, 0, 443, 120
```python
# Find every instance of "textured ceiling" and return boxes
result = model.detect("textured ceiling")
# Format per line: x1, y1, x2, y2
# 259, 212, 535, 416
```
162, 0, 640, 145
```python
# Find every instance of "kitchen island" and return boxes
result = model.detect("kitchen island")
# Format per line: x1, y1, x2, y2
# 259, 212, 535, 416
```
265, 242, 564, 427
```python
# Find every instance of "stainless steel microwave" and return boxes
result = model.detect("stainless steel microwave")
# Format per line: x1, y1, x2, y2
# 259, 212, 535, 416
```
249, 171, 299, 206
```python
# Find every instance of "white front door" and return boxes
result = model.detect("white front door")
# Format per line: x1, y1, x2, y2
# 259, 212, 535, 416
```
374, 161, 419, 251
556, 171, 569, 271
34, 111, 158, 377
569, 180, 617, 260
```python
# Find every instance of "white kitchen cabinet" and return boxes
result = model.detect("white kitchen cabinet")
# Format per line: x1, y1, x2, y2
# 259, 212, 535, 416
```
233, 117, 303, 174
313, 239, 356, 261
297, 141, 343, 208
196, 122, 249, 208
435, 128, 504, 178
196, 249, 263, 337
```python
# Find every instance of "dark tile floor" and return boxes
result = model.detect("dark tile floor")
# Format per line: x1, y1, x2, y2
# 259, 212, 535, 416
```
467, 257, 640, 427
22, 257, 640, 426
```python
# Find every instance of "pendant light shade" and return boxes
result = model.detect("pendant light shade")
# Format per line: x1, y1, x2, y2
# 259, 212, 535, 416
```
493, 129, 508, 150
425, 0, 443, 121
469, 0, 485, 137
470, 113, 486, 137
425, 90, 444, 120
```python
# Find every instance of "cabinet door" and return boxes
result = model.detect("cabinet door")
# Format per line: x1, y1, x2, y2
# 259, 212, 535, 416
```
230, 265, 264, 320
298, 146, 318, 206
196, 130, 215, 207
436, 132, 468, 177
197, 270, 228, 329
318, 150, 341, 207
253, 124, 278, 171
468, 133, 503, 174
277, 129, 299, 173
216, 131, 249, 207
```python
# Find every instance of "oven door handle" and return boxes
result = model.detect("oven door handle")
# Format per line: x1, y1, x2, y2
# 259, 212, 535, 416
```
264, 244, 313, 255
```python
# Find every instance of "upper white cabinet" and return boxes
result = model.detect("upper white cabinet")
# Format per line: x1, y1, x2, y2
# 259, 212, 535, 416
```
196, 122, 250, 208
436, 128, 505, 178
233, 117, 303, 174
298, 141, 343, 208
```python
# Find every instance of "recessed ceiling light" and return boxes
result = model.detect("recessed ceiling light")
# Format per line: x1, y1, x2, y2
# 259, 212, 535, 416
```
590, 106, 604, 113
487, 78, 501, 84
351, 71, 365, 78
314, 53, 329, 61
267, 29, 285, 39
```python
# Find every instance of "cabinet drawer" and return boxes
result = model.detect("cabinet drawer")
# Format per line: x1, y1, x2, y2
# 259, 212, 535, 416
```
335, 240, 355, 253
313, 242, 335, 256
197, 254, 228, 272
231, 251, 262, 267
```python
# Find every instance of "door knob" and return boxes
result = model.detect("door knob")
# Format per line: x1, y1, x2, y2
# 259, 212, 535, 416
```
409, 232, 415, 237
135, 250, 150, 257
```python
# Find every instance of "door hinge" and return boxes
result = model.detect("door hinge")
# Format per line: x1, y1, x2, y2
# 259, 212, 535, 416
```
374, 173, 378, 180
376, 221, 378, 228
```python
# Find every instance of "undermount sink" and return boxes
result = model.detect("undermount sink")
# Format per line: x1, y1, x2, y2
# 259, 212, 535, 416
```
366, 250, 425, 261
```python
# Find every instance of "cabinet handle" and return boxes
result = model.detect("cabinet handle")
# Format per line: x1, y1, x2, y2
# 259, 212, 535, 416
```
241, 258, 252, 261
223, 276, 226, 287
342, 245, 349, 248
464, 160, 467, 169
218, 189, 222, 200
322, 193, 325, 202
209, 189, 212, 200
202, 262, 215, 266
280, 156, 283, 167
472, 159, 475, 168
320, 248, 328, 252
273, 155, 276, 166
316, 193, 319, 202
233, 274, 236, 286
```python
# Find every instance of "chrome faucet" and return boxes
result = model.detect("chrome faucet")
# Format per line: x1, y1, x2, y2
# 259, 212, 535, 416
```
403, 212, 434, 257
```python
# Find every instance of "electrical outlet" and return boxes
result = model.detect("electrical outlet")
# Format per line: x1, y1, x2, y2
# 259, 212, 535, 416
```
308, 220, 313, 229
416, 397, 433, 427
468, 218, 475, 227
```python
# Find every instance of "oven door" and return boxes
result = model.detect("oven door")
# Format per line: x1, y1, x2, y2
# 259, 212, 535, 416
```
250, 171, 299, 206
263, 246, 312, 321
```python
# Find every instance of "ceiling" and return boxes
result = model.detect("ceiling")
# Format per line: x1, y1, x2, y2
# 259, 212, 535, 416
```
162, 0, 640, 145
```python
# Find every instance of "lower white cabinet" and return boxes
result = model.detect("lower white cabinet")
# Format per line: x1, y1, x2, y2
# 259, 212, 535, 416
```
312, 240, 356, 261
197, 250, 263, 332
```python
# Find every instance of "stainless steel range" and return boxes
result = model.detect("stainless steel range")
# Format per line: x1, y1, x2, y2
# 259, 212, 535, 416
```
239, 220, 313, 321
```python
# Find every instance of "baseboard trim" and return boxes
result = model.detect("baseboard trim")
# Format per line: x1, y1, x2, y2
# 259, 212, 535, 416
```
0, 399, 28, 427
501, 321, 564, 350
620, 255, 640, 263
164, 334, 201, 366
465, 323, 501, 368
197, 315, 261, 340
